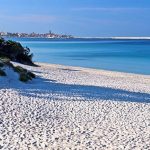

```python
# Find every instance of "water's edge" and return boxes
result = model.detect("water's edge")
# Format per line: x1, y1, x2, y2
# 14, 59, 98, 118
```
5, 38, 150, 75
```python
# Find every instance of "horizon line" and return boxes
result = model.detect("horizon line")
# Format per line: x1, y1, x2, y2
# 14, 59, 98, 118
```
74, 36, 150, 39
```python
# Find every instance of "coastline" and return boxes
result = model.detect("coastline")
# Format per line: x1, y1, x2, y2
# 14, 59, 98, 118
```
1, 62, 150, 149
36, 62, 150, 76
3, 36, 150, 40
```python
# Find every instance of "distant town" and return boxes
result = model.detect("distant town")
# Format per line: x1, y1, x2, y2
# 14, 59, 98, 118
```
0, 31, 74, 39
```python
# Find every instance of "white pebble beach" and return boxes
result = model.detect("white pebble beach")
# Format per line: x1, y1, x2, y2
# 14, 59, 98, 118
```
0, 62, 150, 150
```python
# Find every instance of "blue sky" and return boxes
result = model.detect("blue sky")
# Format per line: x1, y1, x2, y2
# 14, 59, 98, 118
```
0, 0, 150, 37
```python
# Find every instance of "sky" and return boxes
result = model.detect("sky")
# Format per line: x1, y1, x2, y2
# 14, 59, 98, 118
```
0, 0, 150, 37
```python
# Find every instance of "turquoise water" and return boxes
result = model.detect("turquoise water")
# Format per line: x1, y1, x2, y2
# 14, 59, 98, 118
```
6, 38, 150, 75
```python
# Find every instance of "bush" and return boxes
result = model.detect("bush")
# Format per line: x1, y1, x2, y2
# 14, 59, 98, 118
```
19, 72, 35, 82
14, 66, 36, 82
14, 66, 27, 73
0, 69, 6, 76
0, 39, 35, 66
0, 54, 36, 82
19, 73, 29, 82
0, 60, 36, 82
0, 38, 4, 44
27, 72, 36, 78
0, 62, 4, 67
0, 58, 12, 67
0, 57, 10, 63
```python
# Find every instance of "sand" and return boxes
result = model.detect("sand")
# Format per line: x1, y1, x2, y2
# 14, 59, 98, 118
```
0, 62, 150, 150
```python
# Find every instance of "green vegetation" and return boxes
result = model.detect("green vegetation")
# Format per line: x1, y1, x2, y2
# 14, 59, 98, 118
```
0, 58, 6, 76
0, 37, 36, 82
14, 66, 27, 73
19, 73, 31, 82
0, 68, 6, 76
27, 71, 36, 78
14, 66, 35, 82
0, 37, 35, 66
0, 62, 4, 67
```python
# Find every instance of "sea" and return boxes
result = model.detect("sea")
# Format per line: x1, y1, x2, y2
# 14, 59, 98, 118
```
5, 38, 150, 75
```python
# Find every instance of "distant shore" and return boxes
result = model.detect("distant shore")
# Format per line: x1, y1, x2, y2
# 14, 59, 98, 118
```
74, 36, 150, 40
3, 36, 150, 40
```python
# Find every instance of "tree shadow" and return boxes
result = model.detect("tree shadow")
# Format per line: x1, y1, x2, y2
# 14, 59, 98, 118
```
6, 76, 150, 103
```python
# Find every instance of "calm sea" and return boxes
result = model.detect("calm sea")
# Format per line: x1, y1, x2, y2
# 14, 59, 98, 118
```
6, 38, 150, 75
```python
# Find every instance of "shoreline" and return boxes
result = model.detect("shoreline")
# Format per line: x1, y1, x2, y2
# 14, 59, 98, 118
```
36, 62, 150, 77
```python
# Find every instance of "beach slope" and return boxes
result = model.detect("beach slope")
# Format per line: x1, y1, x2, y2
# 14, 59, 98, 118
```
0, 63, 150, 149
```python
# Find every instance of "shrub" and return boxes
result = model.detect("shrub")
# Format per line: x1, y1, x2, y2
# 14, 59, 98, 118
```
0, 57, 10, 63
14, 66, 36, 82
0, 69, 6, 76
19, 73, 29, 82
0, 39, 35, 66
0, 62, 4, 67
19, 72, 35, 82
0, 56, 36, 82
14, 66, 27, 73
0, 58, 14, 69
0, 38, 4, 44
27, 72, 36, 78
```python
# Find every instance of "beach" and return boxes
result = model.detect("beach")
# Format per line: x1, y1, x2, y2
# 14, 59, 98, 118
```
0, 62, 150, 149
